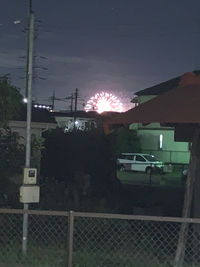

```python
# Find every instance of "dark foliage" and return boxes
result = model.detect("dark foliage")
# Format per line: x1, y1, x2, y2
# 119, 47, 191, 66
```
0, 129, 25, 207
42, 128, 113, 179
0, 129, 25, 178
109, 127, 141, 157
41, 128, 121, 212
0, 76, 23, 128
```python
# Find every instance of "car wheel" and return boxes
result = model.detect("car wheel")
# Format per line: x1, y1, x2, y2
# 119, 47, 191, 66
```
146, 167, 152, 175
119, 165, 125, 172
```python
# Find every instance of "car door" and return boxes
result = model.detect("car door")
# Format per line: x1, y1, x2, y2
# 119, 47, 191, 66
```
124, 155, 134, 170
133, 155, 148, 172
117, 154, 134, 170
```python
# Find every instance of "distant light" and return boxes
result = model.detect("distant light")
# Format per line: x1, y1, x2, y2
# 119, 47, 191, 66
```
75, 121, 79, 125
13, 20, 21, 24
23, 98, 28, 103
34, 103, 52, 110
159, 134, 163, 149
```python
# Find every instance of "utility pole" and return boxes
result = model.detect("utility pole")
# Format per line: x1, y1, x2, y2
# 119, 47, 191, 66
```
74, 88, 78, 130
22, 0, 34, 254
24, 2, 32, 99
74, 88, 78, 113
51, 90, 55, 111
70, 93, 74, 112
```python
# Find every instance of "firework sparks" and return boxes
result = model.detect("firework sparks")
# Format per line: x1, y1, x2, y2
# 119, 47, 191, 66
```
85, 91, 123, 113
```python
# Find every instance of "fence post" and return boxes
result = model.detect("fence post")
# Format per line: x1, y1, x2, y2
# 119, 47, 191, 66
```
67, 211, 74, 267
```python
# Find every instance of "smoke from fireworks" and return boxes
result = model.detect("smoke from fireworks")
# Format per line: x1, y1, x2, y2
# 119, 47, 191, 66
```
85, 92, 123, 113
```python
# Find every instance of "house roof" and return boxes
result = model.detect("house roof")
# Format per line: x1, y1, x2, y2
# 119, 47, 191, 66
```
53, 110, 120, 120
13, 105, 56, 123
103, 72, 200, 133
53, 110, 100, 118
135, 70, 200, 96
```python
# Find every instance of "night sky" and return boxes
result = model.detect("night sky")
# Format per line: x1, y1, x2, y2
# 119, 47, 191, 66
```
1, 0, 200, 110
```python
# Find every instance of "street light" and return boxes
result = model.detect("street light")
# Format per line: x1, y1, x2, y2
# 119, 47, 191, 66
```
23, 98, 28, 103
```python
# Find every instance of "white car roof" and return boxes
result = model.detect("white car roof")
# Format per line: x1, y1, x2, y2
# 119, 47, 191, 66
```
121, 153, 154, 156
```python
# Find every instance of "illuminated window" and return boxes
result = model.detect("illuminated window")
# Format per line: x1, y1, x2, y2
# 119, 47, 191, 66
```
188, 142, 192, 151
159, 134, 163, 149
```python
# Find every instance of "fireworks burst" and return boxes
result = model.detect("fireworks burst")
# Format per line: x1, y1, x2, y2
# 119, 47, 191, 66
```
85, 91, 123, 113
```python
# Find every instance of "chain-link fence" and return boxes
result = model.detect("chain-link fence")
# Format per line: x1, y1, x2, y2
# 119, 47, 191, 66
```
0, 209, 68, 267
0, 209, 200, 267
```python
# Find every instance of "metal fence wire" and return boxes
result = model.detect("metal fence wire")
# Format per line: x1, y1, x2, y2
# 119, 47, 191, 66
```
0, 209, 200, 267
0, 210, 68, 267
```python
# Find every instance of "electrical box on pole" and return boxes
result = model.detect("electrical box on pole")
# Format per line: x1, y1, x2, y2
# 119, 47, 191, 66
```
20, 186, 40, 203
23, 168, 37, 184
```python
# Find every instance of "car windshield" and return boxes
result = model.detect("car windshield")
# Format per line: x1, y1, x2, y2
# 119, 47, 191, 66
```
144, 155, 158, 162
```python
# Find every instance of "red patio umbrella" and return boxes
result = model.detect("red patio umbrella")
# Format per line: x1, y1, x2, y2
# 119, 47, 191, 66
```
103, 72, 200, 134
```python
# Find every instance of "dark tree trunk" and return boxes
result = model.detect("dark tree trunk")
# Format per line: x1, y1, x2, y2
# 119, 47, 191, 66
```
174, 127, 200, 267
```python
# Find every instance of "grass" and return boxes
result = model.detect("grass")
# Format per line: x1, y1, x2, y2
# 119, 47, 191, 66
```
117, 170, 185, 216
0, 245, 186, 267
117, 170, 183, 187
73, 250, 172, 267
0, 244, 67, 267
0, 247, 198, 267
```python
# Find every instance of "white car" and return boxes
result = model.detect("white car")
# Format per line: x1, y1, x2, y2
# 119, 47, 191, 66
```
117, 153, 164, 174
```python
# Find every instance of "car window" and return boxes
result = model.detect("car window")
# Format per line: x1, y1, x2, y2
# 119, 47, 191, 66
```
125, 155, 134, 160
144, 155, 158, 162
135, 155, 146, 162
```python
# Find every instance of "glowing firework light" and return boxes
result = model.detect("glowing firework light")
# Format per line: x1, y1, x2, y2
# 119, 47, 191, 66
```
85, 91, 123, 113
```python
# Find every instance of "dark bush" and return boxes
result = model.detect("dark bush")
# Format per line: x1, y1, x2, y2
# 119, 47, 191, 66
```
40, 128, 121, 212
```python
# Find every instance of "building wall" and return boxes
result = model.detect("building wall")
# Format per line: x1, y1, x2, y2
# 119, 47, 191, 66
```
137, 126, 190, 164
129, 92, 191, 164
7, 121, 57, 179
54, 116, 97, 132
8, 121, 57, 144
